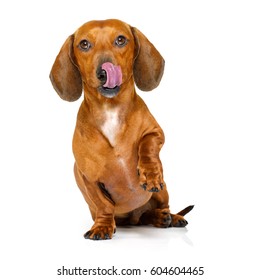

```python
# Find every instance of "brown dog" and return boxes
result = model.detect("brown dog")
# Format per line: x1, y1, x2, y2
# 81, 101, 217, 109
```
50, 19, 193, 240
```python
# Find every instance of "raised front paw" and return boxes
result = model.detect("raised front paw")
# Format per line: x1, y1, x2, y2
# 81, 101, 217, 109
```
84, 225, 116, 240
138, 162, 164, 192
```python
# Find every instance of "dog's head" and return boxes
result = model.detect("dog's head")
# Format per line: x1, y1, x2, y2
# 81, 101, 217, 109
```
50, 19, 165, 101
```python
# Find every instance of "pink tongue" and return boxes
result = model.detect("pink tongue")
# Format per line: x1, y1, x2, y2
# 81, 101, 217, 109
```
101, 62, 122, 88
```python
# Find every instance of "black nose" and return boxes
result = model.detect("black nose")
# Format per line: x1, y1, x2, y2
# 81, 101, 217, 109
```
96, 68, 107, 84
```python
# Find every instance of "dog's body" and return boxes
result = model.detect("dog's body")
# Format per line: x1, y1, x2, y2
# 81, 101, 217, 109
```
50, 19, 193, 240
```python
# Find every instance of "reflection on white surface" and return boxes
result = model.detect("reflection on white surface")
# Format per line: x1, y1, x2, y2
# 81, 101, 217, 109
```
116, 225, 193, 246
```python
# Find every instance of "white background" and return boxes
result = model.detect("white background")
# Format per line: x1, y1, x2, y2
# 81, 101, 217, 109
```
1, 0, 260, 279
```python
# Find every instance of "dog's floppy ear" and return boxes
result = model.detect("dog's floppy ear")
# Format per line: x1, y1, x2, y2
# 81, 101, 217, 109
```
131, 27, 165, 91
49, 35, 82, 101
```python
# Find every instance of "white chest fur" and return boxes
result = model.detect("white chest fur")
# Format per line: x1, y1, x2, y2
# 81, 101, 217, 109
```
100, 109, 120, 146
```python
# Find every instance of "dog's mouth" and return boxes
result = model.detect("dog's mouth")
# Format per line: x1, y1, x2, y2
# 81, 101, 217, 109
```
98, 85, 120, 98
97, 62, 122, 98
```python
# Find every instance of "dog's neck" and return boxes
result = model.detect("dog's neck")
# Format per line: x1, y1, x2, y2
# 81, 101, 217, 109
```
99, 105, 121, 146
82, 83, 136, 146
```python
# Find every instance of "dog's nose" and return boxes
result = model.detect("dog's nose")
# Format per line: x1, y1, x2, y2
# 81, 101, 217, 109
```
96, 68, 107, 84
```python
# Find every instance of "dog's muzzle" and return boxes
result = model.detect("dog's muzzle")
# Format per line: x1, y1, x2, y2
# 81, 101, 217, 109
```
97, 62, 122, 98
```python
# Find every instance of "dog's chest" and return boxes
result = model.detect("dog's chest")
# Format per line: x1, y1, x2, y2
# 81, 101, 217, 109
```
100, 109, 120, 146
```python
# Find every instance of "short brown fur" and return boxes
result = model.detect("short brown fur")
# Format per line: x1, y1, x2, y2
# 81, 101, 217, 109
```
50, 19, 193, 240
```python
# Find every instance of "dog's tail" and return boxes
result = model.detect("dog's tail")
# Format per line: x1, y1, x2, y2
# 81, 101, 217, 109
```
177, 205, 194, 216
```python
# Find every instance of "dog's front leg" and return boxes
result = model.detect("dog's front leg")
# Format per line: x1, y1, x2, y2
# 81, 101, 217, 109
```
74, 166, 116, 240
138, 131, 165, 192
84, 208, 116, 240
83, 187, 116, 240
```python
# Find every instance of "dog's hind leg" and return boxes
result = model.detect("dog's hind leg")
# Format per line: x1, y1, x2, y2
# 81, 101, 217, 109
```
170, 205, 194, 227
137, 189, 193, 228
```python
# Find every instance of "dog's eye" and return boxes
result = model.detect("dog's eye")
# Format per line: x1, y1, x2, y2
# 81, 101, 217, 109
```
79, 40, 92, 51
115, 35, 128, 47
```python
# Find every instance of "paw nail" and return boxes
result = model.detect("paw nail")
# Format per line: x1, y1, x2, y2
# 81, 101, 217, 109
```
84, 231, 91, 239
149, 187, 159, 192
141, 183, 147, 190
93, 234, 101, 240
104, 233, 110, 239
160, 183, 164, 190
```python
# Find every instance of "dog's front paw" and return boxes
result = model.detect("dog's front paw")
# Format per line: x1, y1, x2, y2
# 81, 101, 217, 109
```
138, 162, 164, 192
84, 225, 116, 240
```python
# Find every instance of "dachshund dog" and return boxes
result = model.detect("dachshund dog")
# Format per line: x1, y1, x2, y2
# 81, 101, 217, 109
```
50, 19, 193, 240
